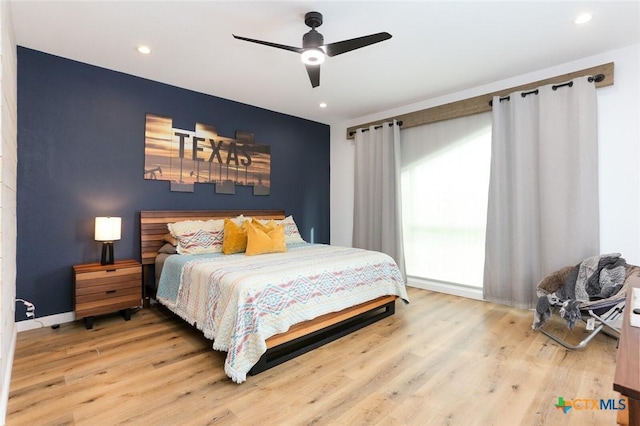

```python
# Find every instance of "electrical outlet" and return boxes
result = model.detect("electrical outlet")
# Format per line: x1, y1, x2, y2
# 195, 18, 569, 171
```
16, 298, 36, 320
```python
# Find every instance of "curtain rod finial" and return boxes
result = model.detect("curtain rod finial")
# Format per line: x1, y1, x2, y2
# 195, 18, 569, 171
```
589, 74, 605, 83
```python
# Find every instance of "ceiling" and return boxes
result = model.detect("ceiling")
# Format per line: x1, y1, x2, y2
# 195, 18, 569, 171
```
9, 1, 640, 125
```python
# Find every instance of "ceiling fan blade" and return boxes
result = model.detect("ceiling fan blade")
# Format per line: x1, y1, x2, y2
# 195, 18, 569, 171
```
305, 64, 320, 88
233, 34, 303, 54
324, 32, 392, 57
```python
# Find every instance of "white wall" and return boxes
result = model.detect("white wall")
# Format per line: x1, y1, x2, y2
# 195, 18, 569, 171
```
330, 44, 640, 268
0, 0, 17, 423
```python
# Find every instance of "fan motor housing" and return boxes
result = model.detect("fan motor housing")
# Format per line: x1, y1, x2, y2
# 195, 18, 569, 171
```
303, 29, 324, 48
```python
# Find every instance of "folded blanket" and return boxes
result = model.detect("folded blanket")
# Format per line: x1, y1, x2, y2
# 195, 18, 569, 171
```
532, 253, 626, 330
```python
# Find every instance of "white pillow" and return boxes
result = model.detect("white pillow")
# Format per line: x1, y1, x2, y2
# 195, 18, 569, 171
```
232, 215, 251, 225
167, 219, 225, 254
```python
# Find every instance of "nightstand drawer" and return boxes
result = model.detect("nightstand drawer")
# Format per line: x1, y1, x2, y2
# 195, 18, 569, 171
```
76, 294, 141, 318
75, 278, 139, 296
75, 266, 141, 286
76, 285, 141, 304
75, 271, 141, 293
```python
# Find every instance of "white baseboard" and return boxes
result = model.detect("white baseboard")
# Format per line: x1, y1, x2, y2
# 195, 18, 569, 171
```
407, 276, 484, 301
0, 322, 17, 426
16, 312, 75, 333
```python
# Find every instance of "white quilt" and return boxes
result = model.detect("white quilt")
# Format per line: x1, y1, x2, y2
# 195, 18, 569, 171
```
157, 243, 409, 383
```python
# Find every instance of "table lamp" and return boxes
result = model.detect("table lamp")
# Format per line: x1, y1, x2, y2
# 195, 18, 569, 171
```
95, 217, 121, 265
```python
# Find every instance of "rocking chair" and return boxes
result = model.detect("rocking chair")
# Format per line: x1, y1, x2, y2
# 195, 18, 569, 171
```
532, 260, 639, 350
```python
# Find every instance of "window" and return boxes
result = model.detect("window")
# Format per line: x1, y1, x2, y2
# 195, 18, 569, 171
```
401, 112, 491, 288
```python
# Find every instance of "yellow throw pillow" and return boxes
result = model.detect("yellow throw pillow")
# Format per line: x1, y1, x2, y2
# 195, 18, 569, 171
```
245, 222, 287, 256
251, 218, 276, 233
257, 216, 306, 245
222, 218, 249, 255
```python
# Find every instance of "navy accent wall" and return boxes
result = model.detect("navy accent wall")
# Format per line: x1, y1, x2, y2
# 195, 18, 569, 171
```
16, 47, 330, 320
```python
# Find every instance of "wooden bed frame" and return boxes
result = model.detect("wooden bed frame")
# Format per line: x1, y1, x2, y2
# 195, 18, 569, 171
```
139, 210, 398, 375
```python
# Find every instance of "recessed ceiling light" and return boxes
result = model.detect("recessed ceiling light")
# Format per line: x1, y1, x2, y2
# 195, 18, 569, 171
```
319, 102, 327, 108
137, 45, 151, 55
574, 13, 592, 25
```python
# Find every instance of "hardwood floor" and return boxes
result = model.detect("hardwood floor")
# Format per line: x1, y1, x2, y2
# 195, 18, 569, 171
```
7, 287, 622, 425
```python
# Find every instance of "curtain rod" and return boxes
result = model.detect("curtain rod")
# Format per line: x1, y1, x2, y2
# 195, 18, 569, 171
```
346, 63, 613, 139
489, 74, 605, 106
348, 120, 403, 137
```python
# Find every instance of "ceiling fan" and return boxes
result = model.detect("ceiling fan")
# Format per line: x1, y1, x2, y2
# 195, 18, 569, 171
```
233, 11, 392, 88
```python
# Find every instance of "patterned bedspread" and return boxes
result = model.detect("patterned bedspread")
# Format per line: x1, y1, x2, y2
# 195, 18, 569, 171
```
156, 243, 409, 383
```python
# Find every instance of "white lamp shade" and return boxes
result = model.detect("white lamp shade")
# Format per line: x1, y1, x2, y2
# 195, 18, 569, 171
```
95, 217, 122, 241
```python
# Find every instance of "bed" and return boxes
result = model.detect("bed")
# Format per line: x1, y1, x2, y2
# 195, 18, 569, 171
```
140, 210, 409, 382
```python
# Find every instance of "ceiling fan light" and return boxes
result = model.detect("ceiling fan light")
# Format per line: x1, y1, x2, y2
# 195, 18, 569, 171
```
301, 48, 325, 65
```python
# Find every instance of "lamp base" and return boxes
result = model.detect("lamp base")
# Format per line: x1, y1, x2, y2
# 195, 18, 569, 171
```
101, 242, 115, 265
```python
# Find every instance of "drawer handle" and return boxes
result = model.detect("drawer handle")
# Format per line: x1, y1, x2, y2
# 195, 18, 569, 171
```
105, 269, 116, 272
106, 290, 117, 294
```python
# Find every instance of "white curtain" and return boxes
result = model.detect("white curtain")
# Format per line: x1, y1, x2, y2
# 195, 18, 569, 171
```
484, 76, 599, 309
353, 120, 406, 280
401, 112, 491, 287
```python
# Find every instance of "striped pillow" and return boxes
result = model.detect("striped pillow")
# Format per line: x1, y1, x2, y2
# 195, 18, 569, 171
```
280, 216, 305, 245
168, 219, 225, 254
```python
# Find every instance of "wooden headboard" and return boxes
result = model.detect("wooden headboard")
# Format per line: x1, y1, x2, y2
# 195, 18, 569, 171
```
140, 209, 286, 265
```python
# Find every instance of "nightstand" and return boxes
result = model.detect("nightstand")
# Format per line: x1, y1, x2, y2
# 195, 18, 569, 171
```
73, 259, 142, 329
